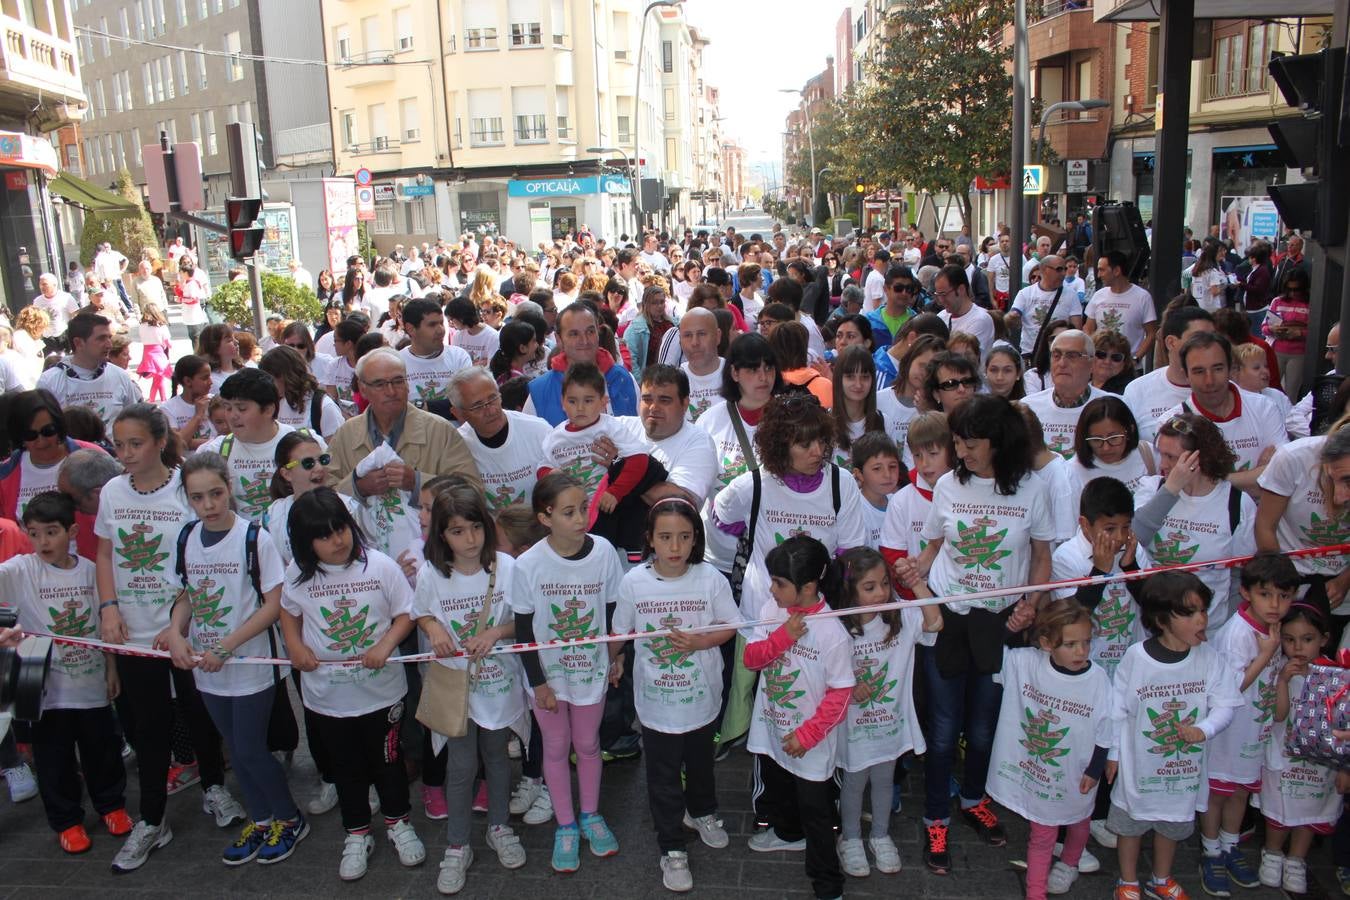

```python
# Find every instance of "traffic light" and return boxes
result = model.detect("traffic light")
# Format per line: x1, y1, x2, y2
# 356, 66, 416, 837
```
226, 196, 264, 260
854, 183, 865, 194
1267, 48, 1348, 246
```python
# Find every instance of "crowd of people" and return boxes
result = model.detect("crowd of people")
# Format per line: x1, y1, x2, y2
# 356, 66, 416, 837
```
0, 217, 1345, 900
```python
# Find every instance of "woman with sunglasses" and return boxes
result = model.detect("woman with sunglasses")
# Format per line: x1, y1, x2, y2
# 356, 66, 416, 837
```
1089, 329, 1136, 394
1264, 270, 1311, 400
922, 350, 981, 414
0, 389, 107, 558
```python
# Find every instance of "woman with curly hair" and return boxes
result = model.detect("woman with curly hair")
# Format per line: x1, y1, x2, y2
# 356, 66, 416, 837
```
11, 306, 49, 387
257, 346, 345, 439
1133, 411, 1253, 626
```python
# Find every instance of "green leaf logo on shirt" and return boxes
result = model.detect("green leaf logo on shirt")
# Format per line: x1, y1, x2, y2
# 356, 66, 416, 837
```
717, 453, 747, 489
47, 603, 94, 638
1098, 308, 1124, 333
450, 610, 493, 643
487, 483, 525, 511
188, 579, 233, 629
237, 473, 272, 517
688, 397, 712, 421
854, 659, 896, 709
1093, 591, 1135, 642
1301, 511, 1350, 548
763, 660, 806, 710
116, 524, 169, 573
952, 517, 1011, 570
560, 456, 605, 494
1255, 677, 1276, 725
1047, 433, 1076, 460
415, 381, 446, 404
1149, 531, 1199, 566
1145, 700, 1201, 758
1020, 706, 1072, 766
774, 526, 810, 546
549, 598, 596, 643
319, 601, 377, 654
646, 620, 695, 670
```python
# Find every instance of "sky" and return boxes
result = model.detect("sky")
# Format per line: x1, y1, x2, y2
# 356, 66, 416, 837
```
680, 0, 853, 188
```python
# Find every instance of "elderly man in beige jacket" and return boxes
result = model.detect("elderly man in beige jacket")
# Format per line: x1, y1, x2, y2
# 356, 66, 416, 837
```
327, 347, 482, 499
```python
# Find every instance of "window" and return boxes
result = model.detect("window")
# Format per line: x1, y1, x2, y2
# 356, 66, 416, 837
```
340, 110, 357, 148
662, 40, 673, 74
1210, 21, 1275, 99
99, 16, 110, 55
177, 0, 188, 26
335, 26, 351, 62
395, 8, 413, 52
225, 32, 243, 81
551, 0, 565, 44
198, 0, 208, 17
663, 88, 674, 120
205, 109, 217, 155
115, 133, 126, 170
612, 11, 629, 59
96, 79, 108, 114
177, 51, 189, 95
512, 86, 546, 142
373, 205, 395, 235
132, 128, 142, 166
510, 21, 541, 46
153, 0, 167, 35
142, 63, 153, 105
122, 7, 134, 44
361, 16, 381, 54
464, 0, 498, 50
152, 61, 164, 102
400, 98, 420, 142
161, 57, 175, 100
509, 0, 542, 46
555, 87, 570, 140
1145, 26, 1159, 106
190, 112, 201, 144
368, 103, 388, 149
468, 89, 504, 145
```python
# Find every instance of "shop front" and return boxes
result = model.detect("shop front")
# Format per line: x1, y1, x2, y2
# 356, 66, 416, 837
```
503, 174, 632, 246
0, 131, 63, 316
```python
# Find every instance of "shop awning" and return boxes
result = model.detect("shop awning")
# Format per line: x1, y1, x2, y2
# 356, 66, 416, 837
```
48, 171, 141, 218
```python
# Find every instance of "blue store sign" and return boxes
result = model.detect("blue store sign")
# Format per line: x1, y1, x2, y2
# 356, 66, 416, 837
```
401, 183, 435, 197
507, 174, 630, 198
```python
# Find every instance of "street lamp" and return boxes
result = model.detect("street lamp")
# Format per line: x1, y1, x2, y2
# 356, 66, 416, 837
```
780, 87, 817, 226
587, 145, 637, 240
631, 0, 683, 233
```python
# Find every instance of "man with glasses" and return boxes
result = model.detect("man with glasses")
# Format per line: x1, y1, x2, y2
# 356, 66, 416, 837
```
865, 264, 917, 352
1084, 250, 1158, 365
862, 248, 890, 312
1021, 330, 1114, 459
933, 264, 994, 362
327, 347, 481, 502
449, 367, 550, 510
1007, 254, 1080, 361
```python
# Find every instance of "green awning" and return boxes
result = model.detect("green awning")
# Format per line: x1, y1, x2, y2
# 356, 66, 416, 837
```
48, 171, 141, 218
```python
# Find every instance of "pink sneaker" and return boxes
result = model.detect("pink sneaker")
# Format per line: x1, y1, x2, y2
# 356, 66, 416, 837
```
472, 781, 488, 813
422, 784, 447, 821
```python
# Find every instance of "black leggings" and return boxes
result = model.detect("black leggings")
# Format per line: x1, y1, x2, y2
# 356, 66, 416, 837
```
291, 671, 334, 783
312, 700, 411, 832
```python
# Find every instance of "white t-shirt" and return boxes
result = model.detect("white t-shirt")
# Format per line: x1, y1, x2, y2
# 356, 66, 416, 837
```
746, 595, 855, 781
362, 285, 399, 321
1021, 385, 1114, 460
1261, 673, 1342, 828
200, 424, 322, 522
1108, 641, 1242, 822
94, 471, 193, 644
863, 268, 886, 312
988, 647, 1113, 826
453, 326, 500, 368
1033, 454, 1078, 546
279, 550, 413, 718
509, 535, 624, 706
37, 360, 142, 430
612, 561, 739, 734
880, 478, 936, 561
1258, 436, 1350, 579
411, 553, 526, 731
1069, 447, 1152, 501
875, 389, 918, 471
1160, 385, 1285, 474
839, 610, 931, 772
541, 413, 649, 508
800, 314, 826, 361
938, 304, 995, 359
14, 452, 62, 521
681, 360, 725, 423
33, 291, 81, 334
1190, 268, 1229, 313
1084, 284, 1157, 354
1011, 284, 1070, 355
264, 491, 362, 566
277, 392, 345, 440
1206, 607, 1281, 785
180, 516, 287, 697
1123, 367, 1192, 443
986, 252, 1011, 294
0, 554, 106, 709
160, 394, 215, 445
617, 416, 718, 506
1133, 477, 1255, 627
1051, 532, 1150, 678
921, 471, 1055, 614
694, 401, 758, 572
458, 410, 551, 512
861, 496, 887, 549
320, 356, 357, 415
399, 344, 474, 406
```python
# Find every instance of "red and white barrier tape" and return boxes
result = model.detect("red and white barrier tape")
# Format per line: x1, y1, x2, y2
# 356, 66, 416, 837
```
28, 543, 1350, 668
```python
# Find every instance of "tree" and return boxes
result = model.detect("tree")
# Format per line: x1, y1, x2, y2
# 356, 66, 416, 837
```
78, 169, 159, 266
206, 271, 321, 330
855, 0, 1014, 226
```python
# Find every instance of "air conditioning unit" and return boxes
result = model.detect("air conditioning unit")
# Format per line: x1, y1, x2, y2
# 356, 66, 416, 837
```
398, 36, 413, 51
614, 49, 628, 60
404, 128, 420, 141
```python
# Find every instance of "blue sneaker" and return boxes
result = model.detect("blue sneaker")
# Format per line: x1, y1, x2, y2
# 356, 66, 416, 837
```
1222, 847, 1259, 889
552, 824, 581, 873
222, 821, 267, 866
1199, 853, 1232, 897
257, 815, 309, 865
578, 812, 619, 857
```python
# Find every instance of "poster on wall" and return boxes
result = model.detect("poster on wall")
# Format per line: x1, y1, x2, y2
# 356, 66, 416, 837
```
323, 178, 359, 275
1220, 195, 1281, 255
196, 205, 295, 285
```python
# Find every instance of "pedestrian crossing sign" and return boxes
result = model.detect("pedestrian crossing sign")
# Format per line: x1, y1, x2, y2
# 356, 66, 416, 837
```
1022, 165, 1046, 196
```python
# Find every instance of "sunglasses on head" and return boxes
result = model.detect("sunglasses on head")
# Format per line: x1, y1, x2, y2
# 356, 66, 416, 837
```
1095, 350, 1126, 363
22, 423, 59, 442
284, 453, 332, 471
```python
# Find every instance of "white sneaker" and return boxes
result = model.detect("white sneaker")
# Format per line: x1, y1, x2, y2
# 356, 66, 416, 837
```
1283, 856, 1308, 894
661, 850, 694, 893
867, 835, 902, 874
1047, 860, 1079, 894
838, 837, 870, 877
682, 812, 729, 849
110, 820, 173, 873
748, 830, 806, 852
339, 832, 374, 881
1258, 848, 1284, 888
368, 785, 380, 816
1089, 818, 1118, 849
1054, 841, 1100, 874
523, 785, 553, 826
2, 764, 37, 802
436, 846, 472, 895
387, 818, 426, 867
202, 785, 246, 827
486, 824, 526, 869
509, 777, 543, 816
307, 782, 338, 816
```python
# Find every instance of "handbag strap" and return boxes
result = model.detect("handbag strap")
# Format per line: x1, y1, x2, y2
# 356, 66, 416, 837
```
465, 566, 497, 681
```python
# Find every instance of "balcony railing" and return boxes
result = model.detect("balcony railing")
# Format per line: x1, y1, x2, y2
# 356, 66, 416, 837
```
346, 136, 397, 154
1207, 65, 1270, 100
1029, 0, 1091, 23
337, 50, 395, 67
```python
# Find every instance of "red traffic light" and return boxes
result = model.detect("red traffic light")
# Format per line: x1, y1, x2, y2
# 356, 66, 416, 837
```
229, 224, 264, 259
226, 196, 263, 228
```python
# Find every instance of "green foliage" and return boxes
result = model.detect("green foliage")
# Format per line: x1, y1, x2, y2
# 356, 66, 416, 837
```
356, 220, 373, 263
206, 272, 321, 330
78, 170, 158, 266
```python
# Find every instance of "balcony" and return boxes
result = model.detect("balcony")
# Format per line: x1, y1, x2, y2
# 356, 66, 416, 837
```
1028, 1, 1105, 63
336, 50, 396, 87
346, 136, 399, 155
1043, 112, 1110, 160
1205, 65, 1272, 102
0, 18, 82, 112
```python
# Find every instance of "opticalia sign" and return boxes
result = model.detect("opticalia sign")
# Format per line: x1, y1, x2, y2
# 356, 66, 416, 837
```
507, 174, 630, 198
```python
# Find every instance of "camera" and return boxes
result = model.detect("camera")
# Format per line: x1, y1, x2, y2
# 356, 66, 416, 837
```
0, 608, 52, 721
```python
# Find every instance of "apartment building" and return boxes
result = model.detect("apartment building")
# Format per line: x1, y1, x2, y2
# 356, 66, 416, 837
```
782, 56, 833, 223
323, 0, 720, 251
0, 1, 85, 310
721, 140, 746, 211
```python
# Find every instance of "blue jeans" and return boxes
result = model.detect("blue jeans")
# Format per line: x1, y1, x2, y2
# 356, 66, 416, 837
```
921, 645, 1003, 822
